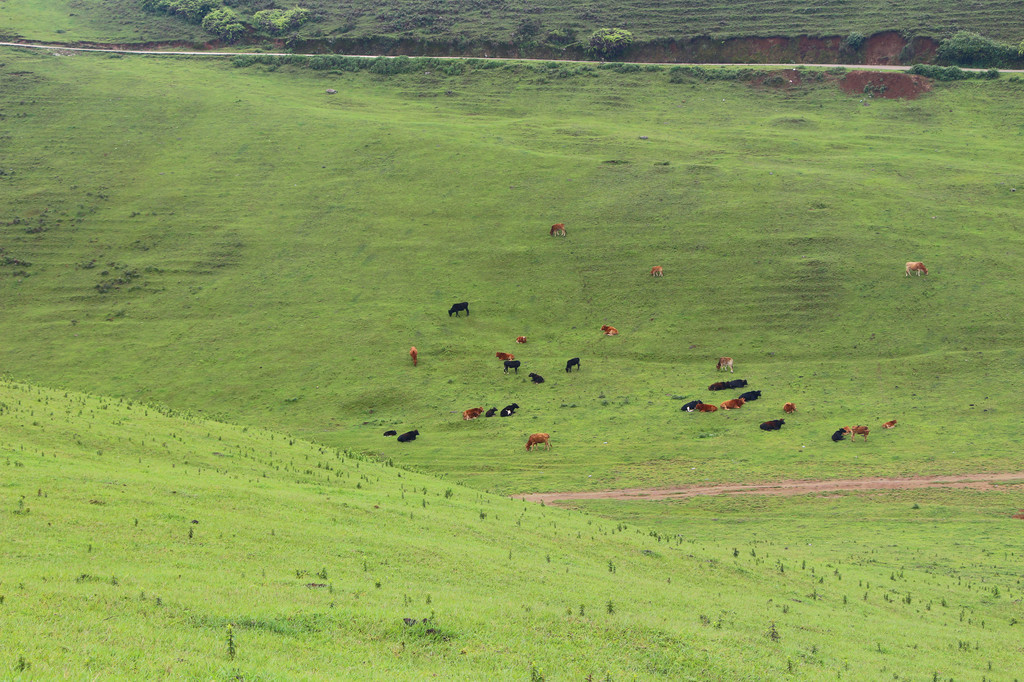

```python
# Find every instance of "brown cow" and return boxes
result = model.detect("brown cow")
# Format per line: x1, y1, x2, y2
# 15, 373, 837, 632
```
495, 352, 516, 361
905, 262, 928, 276
525, 433, 551, 451
720, 398, 746, 410
601, 325, 619, 336
462, 407, 485, 421
844, 425, 869, 442
550, 223, 566, 237
409, 346, 418, 366
717, 357, 734, 373
783, 403, 796, 414
516, 336, 528, 344
882, 420, 897, 429
650, 266, 663, 277
696, 403, 718, 412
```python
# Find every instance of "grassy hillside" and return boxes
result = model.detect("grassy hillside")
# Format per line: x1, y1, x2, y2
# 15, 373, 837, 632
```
2, 48, 1024, 497
3, 0, 1024, 45
3, 378, 1023, 679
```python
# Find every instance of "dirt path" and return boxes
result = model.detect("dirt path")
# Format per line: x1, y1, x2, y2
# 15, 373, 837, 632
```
518, 472, 1024, 504
3, 42, 1023, 73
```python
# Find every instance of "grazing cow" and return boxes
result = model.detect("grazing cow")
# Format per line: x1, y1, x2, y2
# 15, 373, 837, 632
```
462, 407, 484, 420
760, 419, 785, 431
409, 346, 418, 366
882, 419, 897, 429
516, 336, 528, 344
720, 398, 746, 410
601, 325, 619, 336
725, 379, 748, 389
565, 357, 580, 373
696, 403, 718, 412
495, 352, 516, 361
529, 373, 545, 384
831, 428, 847, 442
550, 223, 566, 237
448, 301, 470, 317
650, 266, 663, 277
783, 403, 797, 414
905, 262, 928, 276
843, 425, 869, 442
503, 360, 521, 374
383, 430, 398, 436
681, 400, 704, 412
708, 382, 729, 391
526, 433, 551, 451
397, 429, 420, 443
738, 390, 761, 402
500, 403, 520, 417
485, 407, 498, 418
717, 357, 734, 373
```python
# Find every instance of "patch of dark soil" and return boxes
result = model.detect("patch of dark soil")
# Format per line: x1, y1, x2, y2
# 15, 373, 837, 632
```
839, 70, 932, 99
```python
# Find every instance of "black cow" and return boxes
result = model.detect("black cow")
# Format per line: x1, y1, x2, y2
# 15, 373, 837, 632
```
485, 407, 498, 417
725, 379, 748, 389
831, 429, 846, 442
383, 430, 397, 436
708, 382, 728, 391
529, 373, 545, 384
448, 302, 469, 317
738, 390, 762, 402
500, 403, 519, 417
565, 357, 581, 373
759, 419, 785, 431
681, 400, 704, 412
397, 429, 419, 442
503, 360, 521, 374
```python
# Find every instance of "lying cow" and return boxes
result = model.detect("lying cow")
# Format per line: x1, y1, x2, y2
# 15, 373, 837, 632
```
526, 432, 551, 450
882, 420, 897, 429
485, 407, 498, 418
738, 390, 761, 402
516, 336, 528, 344
725, 379, 748, 389
905, 262, 928, 276
462, 407, 484, 420
783, 403, 797, 414
529, 373, 545, 384
601, 325, 619, 336
495, 352, 515, 361
760, 419, 785, 431
831, 428, 846, 442
448, 301, 470, 317
500, 403, 520, 417
503, 360, 521, 374
565, 357, 580, 373
681, 400, 704, 412
383, 430, 398, 436
844, 425, 869, 442
708, 382, 729, 391
397, 430, 420, 443
720, 398, 746, 410
696, 403, 718, 412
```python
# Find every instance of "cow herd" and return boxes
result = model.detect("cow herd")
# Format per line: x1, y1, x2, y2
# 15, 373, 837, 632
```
391, 231, 920, 453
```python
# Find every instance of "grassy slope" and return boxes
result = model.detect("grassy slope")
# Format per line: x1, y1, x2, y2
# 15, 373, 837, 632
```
2, 379, 1022, 679
3, 49, 1024, 497
3, 0, 1024, 44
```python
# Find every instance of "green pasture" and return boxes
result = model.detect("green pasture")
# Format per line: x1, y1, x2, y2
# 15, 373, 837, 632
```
4, 0, 1024, 45
2, 49, 1024, 496
2, 379, 1022, 679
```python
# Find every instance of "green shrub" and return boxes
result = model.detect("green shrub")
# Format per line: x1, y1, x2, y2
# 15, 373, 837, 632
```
252, 7, 310, 35
843, 33, 866, 51
587, 28, 634, 60
937, 31, 1016, 68
201, 8, 245, 42
140, 0, 216, 23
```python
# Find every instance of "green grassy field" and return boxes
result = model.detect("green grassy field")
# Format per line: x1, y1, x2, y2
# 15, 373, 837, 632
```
2, 49, 1024, 495
3, 379, 1023, 679
3, 0, 1024, 45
